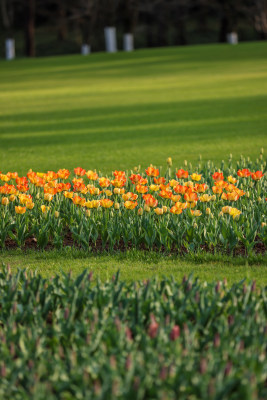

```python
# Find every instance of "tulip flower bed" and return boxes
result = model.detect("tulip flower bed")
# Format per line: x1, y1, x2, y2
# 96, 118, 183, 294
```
0, 155, 266, 255
0, 265, 266, 399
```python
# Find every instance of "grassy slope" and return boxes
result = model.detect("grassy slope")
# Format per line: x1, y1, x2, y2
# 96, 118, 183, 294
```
1, 250, 267, 285
1, 42, 267, 281
0, 42, 267, 175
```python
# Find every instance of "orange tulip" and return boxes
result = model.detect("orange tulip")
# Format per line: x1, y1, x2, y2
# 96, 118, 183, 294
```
212, 172, 224, 181
135, 184, 148, 194
190, 209, 202, 216
57, 169, 70, 179
129, 174, 142, 184
100, 199, 113, 208
1, 197, 9, 205
86, 170, 98, 180
144, 195, 158, 207
251, 171, 264, 180
154, 207, 164, 215
15, 206, 26, 214
173, 184, 187, 194
154, 177, 166, 185
99, 177, 110, 188
176, 169, 188, 179
237, 168, 251, 178
194, 183, 208, 193
122, 192, 138, 201
159, 190, 172, 199
170, 206, 183, 215
74, 167, 86, 176
26, 201, 34, 210
124, 201, 138, 210
145, 166, 159, 177
221, 192, 239, 201
184, 191, 198, 202
227, 176, 237, 184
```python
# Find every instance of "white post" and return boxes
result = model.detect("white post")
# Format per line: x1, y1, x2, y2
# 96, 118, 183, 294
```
81, 44, 91, 55
104, 27, 117, 53
227, 32, 238, 45
123, 33, 134, 52
5, 38, 15, 60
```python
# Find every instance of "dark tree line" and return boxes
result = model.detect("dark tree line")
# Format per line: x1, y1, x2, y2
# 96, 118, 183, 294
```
1, 0, 266, 57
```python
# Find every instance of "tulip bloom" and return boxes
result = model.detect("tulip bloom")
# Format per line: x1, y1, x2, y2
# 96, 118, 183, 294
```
154, 177, 166, 185
100, 199, 113, 208
199, 194, 211, 202
221, 192, 239, 201
184, 191, 198, 202
169, 179, 179, 187
99, 177, 110, 188
173, 185, 187, 194
1, 197, 9, 205
122, 192, 138, 201
74, 167, 86, 176
159, 190, 172, 199
149, 184, 160, 192
57, 169, 70, 179
176, 169, 188, 179
212, 172, 224, 181
190, 209, 202, 216
145, 166, 159, 177
44, 193, 54, 202
237, 168, 251, 178
251, 171, 264, 180
111, 178, 126, 188
64, 191, 74, 199
26, 201, 34, 210
86, 170, 98, 180
194, 183, 208, 193
136, 184, 148, 194
154, 207, 163, 215
227, 175, 237, 184
170, 206, 183, 215
229, 207, 241, 219
129, 174, 142, 184
124, 201, 138, 210
191, 173, 202, 181
171, 195, 181, 203
15, 206, 26, 214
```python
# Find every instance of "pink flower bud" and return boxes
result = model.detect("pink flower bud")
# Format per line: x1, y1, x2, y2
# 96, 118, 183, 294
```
148, 315, 159, 339
160, 366, 168, 380
64, 307, 69, 320
170, 325, 180, 341
125, 326, 133, 341
224, 361, 232, 377
125, 355, 131, 370
200, 358, 207, 374
213, 333, 220, 348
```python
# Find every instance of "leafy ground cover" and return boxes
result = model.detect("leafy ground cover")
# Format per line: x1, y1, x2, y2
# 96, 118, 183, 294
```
0, 42, 267, 175
0, 266, 266, 399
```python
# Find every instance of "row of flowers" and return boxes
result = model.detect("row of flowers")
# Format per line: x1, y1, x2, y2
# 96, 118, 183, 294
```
0, 157, 266, 251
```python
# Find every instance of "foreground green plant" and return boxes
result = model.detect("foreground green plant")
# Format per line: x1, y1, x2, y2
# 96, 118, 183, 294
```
0, 265, 266, 399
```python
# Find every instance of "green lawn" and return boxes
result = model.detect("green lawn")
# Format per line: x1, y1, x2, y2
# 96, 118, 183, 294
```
1, 42, 267, 175
1, 250, 267, 285
1, 42, 267, 282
